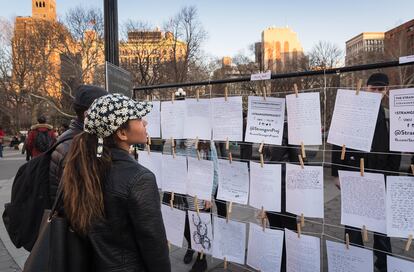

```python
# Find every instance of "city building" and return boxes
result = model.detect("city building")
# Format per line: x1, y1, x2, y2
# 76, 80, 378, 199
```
255, 27, 305, 72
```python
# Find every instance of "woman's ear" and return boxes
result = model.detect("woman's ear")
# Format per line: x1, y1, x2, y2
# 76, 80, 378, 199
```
116, 129, 128, 141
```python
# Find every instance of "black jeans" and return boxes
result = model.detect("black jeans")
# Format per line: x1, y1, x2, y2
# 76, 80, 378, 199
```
345, 225, 391, 272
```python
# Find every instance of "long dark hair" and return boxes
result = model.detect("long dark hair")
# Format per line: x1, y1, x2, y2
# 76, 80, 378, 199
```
61, 121, 130, 234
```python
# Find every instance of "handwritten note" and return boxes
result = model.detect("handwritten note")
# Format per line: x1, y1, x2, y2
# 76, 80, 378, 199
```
161, 205, 186, 247
138, 151, 162, 189
212, 216, 246, 265
217, 159, 250, 205
249, 162, 281, 212
286, 92, 322, 145
328, 89, 382, 152
285, 229, 320, 272
339, 170, 386, 234
247, 223, 284, 272
211, 96, 243, 141
161, 154, 187, 194
186, 157, 214, 201
387, 255, 414, 272
161, 100, 186, 139
184, 98, 212, 140
386, 176, 414, 238
286, 163, 324, 218
389, 88, 414, 152
188, 211, 213, 254
245, 96, 285, 145
144, 100, 161, 138
326, 240, 373, 272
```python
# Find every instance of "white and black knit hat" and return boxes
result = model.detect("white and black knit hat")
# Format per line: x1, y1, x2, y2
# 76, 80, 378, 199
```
84, 93, 152, 156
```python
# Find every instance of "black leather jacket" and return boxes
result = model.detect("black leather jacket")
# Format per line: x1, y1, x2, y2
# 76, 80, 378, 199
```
87, 148, 170, 272
49, 119, 83, 204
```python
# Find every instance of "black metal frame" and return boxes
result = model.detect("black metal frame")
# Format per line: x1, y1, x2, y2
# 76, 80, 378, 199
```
133, 60, 414, 94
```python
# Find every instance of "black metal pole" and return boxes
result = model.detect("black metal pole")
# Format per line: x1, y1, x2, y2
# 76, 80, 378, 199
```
104, 0, 119, 66
133, 60, 414, 93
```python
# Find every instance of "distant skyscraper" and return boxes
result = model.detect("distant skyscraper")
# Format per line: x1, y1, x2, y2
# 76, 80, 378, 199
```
255, 27, 304, 72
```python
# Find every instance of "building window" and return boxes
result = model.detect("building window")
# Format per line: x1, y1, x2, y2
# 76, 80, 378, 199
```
284, 41, 289, 53
43, 2, 46, 7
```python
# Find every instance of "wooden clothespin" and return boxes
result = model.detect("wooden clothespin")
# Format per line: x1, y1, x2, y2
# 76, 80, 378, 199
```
360, 158, 364, 176
146, 144, 151, 155
261, 206, 266, 231
225, 137, 230, 151
300, 142, 306, 159
262, 85, 267, 101
171, 92, 175, 103
300, 213, 305, 228
224, 86, 228, 101
197, 150, 201, 160
297, 223, 301, 238
167, 240, 171, 251
411, 164, 414, 175
260, 153, 264, 168
258, 141, 264, 154
294, 83, 299, 98
147, 135, 152, 146
146, 94, 150, 101
200, 250, 204, 260
298, 155, 305, 169
356, 79, 362, 95
405, 234, 413, 251
196, 88, 200, 101
228, 152, 232, 163
226, 202, 233, 223
170, 192, 175, 209
362, 225, 368, 242
195, 137, 200, 149
345, 233, 350, 249
195, 196, 200, 215
224, 257, 228, 270
341, 145, 346, 160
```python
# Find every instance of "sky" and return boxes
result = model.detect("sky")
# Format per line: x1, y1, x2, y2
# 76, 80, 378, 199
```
1, 0, 414, 59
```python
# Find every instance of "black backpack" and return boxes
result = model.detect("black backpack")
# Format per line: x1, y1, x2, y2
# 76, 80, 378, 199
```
2, 136, 72, 251
34, 129, 53, 153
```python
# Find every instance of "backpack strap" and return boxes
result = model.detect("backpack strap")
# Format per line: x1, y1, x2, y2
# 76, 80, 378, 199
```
44, 134, 74, 156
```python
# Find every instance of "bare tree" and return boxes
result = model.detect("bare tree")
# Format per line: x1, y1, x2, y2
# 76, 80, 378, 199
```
163, 6, 208, 83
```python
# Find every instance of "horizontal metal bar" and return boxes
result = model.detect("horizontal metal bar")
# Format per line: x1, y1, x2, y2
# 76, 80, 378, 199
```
133, 59, 413, 92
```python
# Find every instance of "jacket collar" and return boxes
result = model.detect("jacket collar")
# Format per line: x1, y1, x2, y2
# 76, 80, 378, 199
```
111, 147, 135, 162
30, 123, 53, 130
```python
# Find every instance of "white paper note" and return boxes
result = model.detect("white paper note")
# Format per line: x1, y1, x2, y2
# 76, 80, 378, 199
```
249, 162, 281, 212
386, 176, 414, 238
188, 211, 213, 254
245, 96, 285, 145
217, 159, 250, 205
161, 205, 186, 247
161, 100, 186, 139
285, 229, 320, 272
387, 255, 414, 272
212, 216, 246, 265
187, 157, 214, 201
247, 223, 284, 272
212, 96, 243, 141
144, 100, 161, 138
161, 154, 187, 194
184, 98, 212, 140
328, 89, 382, 152
389, 88, 414, 152
339, 170, 386, 233
286, 163, 324, 218
286, 92, 322, 145
326, 240, 373, 272
138, 151, 162, 189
